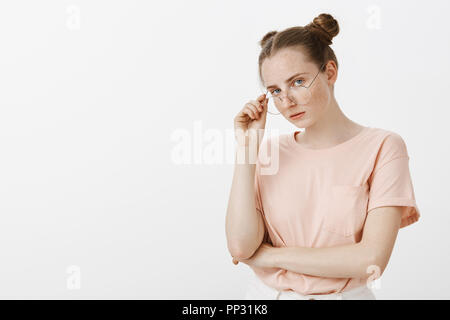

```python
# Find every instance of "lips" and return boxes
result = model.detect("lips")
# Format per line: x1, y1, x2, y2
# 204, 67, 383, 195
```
290, 111, 305, 119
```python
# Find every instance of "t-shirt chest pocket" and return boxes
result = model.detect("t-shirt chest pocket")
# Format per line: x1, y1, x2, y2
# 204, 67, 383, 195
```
321, 184, 369, 237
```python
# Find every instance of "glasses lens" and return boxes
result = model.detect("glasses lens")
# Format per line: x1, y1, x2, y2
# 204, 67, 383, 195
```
295, 86, 312, 105
266, 94, 280, 114
267, 87, 312, 108
263, 86, 312, 114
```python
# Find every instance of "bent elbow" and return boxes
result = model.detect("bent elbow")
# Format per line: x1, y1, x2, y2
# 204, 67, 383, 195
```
363, 252, 387, 280
227, 241, 258, 260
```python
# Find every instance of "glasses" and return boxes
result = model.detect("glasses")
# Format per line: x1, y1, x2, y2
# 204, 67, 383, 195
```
263, 63, 325, 115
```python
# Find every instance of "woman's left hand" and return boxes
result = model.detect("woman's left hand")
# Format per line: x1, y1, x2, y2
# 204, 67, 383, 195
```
232, 243, 276, 269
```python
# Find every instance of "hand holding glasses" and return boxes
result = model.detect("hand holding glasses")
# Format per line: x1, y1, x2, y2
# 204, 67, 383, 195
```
261, 63, 325, 115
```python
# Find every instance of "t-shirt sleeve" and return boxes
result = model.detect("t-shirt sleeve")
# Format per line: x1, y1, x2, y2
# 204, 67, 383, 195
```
367, 132, 420, 228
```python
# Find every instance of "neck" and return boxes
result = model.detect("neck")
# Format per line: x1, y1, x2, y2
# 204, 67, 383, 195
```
300, 95, 363, 148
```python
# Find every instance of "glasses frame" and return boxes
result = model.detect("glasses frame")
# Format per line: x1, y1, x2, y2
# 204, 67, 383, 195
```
264, 62, 326, 115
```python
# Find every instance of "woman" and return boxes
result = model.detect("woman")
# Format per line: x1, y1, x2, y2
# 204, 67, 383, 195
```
225, 13, 420, 300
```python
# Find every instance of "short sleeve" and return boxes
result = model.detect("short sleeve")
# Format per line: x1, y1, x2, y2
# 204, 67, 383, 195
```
367, 132, 421, 228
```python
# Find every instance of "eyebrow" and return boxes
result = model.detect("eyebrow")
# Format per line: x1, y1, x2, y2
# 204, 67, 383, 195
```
266, 72, 309, 90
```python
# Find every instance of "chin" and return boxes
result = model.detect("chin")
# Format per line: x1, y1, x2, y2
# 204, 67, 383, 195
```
291, 117, 311, 129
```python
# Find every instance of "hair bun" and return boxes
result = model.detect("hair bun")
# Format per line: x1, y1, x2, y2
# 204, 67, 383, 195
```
259, 30, 278, 48
306, 13, 339, 45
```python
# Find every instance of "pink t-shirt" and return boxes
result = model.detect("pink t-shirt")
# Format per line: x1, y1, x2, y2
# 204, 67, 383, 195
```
252, 126, 420, 295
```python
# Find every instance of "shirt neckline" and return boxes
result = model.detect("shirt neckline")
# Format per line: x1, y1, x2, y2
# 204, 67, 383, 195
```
287, 126, 372, 153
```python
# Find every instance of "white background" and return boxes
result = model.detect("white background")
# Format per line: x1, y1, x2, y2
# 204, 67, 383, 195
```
0, 0, 448, 299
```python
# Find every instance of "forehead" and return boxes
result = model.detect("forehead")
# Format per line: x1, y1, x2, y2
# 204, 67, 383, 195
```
261, 48, 313, 86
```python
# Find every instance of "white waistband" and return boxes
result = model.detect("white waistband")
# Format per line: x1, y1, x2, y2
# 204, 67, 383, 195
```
248, 273, 375, 300
277, 284, 372, 300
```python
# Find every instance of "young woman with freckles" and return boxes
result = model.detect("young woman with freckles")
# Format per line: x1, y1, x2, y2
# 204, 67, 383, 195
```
225, 13, 420, 300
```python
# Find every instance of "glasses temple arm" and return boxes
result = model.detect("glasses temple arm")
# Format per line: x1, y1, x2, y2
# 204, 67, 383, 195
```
304, 62, 325, 89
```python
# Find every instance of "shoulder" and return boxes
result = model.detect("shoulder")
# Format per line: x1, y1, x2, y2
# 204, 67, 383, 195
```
367, 127, 405, 142
367, 127, 410, 163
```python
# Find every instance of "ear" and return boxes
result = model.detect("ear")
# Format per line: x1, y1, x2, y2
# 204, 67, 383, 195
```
324, 60, 338, 86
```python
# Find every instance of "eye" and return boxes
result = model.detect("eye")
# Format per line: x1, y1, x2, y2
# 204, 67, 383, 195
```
293, 79, 305, 86
271, 89, 281, 95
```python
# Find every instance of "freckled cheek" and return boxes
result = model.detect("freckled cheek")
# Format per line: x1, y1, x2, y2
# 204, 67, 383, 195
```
308, 83, 329, 113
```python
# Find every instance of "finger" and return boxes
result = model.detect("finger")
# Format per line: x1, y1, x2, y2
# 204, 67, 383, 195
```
244, 105, 257, 119
246, 103, 261, 118
260, 97, 268, 108
243, 107, 255, 120
256, 98, 268, 111
260, 100, 266, 111
249, 101, 263, 112
240, 106, 252, 120
257, 94, 266, 102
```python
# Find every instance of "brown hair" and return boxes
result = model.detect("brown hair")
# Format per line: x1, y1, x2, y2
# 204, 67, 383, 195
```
258, 13, 339, 87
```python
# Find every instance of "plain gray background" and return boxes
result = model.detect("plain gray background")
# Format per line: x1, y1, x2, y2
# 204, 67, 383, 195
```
0, 0, 448, 299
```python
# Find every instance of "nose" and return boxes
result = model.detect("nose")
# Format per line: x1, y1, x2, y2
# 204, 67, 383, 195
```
279, 87, 296, 102
280, 92, 296, 109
